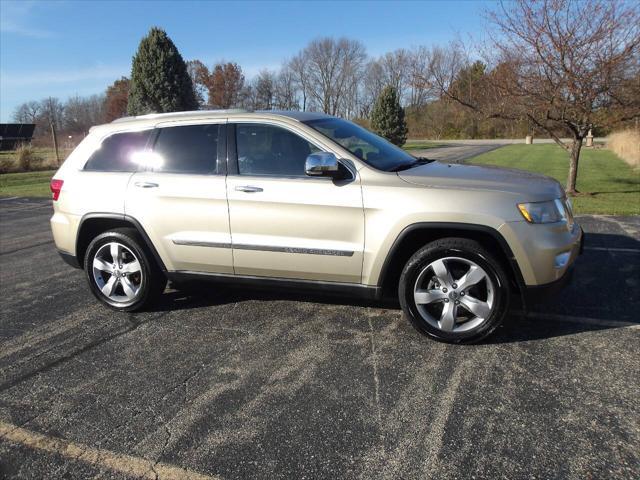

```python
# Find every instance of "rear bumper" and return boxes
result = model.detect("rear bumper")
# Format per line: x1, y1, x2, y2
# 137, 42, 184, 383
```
522, 228, 584, 303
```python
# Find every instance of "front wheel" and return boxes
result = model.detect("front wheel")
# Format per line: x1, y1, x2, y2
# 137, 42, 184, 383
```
84, 228, 166, 311
399, 237, 510, 344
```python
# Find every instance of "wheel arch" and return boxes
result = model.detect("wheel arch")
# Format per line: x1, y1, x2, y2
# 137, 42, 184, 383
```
76, 213, 167, 272
377, 222, 525, 298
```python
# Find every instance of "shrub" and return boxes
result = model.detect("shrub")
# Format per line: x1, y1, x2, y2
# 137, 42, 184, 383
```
16, 145, 40, 171
607, 129, 640, 168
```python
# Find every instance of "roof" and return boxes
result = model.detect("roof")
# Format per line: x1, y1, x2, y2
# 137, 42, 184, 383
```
110, 109, 333, 125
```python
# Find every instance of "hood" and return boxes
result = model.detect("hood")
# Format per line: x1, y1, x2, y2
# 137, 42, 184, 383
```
398, 161, 564, 201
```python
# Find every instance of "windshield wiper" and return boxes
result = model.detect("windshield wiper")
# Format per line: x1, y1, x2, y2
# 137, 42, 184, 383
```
389, 157, 435, 172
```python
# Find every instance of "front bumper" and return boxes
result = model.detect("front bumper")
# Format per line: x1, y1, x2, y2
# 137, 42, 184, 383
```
499, 220, 583, 286
521, 227, 584, 303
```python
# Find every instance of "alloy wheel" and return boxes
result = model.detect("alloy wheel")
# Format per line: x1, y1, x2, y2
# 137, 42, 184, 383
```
92, 242, 143, 304
413, 256, 495, 333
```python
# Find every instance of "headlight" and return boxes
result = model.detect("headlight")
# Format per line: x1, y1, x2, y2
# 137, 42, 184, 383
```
517, 199, 567, 224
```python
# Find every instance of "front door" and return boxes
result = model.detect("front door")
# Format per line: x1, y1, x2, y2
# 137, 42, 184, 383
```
226, 122, 364, 283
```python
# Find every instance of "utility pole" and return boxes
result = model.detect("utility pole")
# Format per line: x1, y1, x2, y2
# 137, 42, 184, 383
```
50, 120, 60, 165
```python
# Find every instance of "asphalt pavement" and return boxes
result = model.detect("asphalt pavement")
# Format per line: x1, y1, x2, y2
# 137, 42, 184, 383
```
410, 143, 504, 163
1, 196, 638, 480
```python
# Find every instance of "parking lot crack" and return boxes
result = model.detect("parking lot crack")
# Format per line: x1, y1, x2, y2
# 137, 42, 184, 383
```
367, 313, 386, 456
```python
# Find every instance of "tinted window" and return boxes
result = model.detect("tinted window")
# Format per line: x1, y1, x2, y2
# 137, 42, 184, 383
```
236, 124, 319, 176
304, 118, 416, 172
152, 124, 219, 174
84, 130, 152, 172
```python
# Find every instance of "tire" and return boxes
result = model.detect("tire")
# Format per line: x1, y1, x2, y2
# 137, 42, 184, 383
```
399, 237, 510, 344
84, 228, 166, 312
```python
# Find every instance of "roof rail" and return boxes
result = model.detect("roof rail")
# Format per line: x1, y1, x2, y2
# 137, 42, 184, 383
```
111, 109, 249, 123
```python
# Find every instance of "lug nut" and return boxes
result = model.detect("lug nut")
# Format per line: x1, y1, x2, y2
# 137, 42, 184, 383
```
444, 298, 449, 303
455, 300, 460, 305
442, 288, 448, 293
452, 283, 458, 289
460, 291, 465, 296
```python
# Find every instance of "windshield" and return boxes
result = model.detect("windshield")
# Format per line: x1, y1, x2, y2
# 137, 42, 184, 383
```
303, 118, 418, 172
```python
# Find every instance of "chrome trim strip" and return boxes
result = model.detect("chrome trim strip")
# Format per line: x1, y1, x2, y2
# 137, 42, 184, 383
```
172, 240, 232, 248
234, 244, 354, 257
172, 239, 354, 256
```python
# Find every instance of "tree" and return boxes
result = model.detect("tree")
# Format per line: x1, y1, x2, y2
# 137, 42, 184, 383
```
439, 1, 640, 194
104, 77, 130, 121
127, 27, 198, 115
273, 64, 299, 110
370, 86, 408, 146
254, 70, 275, 110
12, 101, 42, 124
186, 60, 208, 108
208, 62, 245, 109
41, 97, 64, 164
63, 94, 105, 133
292, 37, 367, 117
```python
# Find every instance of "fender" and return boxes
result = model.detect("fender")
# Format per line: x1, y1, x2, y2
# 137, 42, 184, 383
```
376, 222, 526, 291
77, 212, 168, 271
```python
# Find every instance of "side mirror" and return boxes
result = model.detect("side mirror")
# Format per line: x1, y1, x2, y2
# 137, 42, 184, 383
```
305, 152, 340, 177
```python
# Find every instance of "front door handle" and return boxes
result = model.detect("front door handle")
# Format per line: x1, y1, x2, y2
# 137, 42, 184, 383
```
235, 185, 263, 193
135, 181, 159, 188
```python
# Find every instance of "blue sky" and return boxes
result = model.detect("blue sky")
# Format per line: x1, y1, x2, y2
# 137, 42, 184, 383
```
0, 0, 491, 122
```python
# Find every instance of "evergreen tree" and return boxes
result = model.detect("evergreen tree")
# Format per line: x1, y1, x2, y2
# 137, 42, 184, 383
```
370, 85, 408, 146
127, 27, 198, 115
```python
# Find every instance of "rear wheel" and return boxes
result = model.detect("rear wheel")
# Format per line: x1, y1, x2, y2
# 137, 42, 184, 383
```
84, 228, 166, 311
399, 237, 510, 343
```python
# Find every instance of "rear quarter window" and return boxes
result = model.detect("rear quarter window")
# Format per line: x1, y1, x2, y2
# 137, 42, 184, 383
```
83, 130, 152, 172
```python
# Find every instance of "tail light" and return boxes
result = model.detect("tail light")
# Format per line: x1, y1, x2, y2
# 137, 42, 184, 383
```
50, 179, 63, 201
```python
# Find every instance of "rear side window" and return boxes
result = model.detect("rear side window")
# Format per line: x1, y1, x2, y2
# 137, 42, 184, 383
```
152, 124, 219, 174
84, 130, 152, 172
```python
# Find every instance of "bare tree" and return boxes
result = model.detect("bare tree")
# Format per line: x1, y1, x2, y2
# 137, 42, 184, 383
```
289, 53, 310, 111
274, 64, 299, 110
407, 46, 437, 108
437, 0, 640, 194
295, 37, 367, 117
186, 60, 209, 108
64, 94, 106, 133
41, 97, 64, 164
12, 101, 42, 124
254, 70, 276, 110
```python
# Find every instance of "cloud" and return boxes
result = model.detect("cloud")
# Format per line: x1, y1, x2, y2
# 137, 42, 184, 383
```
1, 64, 129, 88
0, 1, 55, 38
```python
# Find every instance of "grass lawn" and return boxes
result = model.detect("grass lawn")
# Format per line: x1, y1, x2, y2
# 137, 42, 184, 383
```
471, 144, 640, 215
0, 170, 56, 198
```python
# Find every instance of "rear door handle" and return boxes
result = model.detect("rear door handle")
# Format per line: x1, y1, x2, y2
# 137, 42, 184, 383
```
235, 185, 263, 193
134, 181, 159, 188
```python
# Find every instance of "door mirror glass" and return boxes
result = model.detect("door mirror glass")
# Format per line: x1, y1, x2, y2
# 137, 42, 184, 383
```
305, 152, 340, 177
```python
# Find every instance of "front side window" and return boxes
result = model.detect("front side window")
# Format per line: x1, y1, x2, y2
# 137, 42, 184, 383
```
84, 130, 152, 172
235, 123, 319, 177
152, 124, 219, 174
304, 118, 417, 172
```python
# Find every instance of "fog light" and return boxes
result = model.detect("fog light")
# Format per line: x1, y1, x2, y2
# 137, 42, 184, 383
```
554, 252, 570, 268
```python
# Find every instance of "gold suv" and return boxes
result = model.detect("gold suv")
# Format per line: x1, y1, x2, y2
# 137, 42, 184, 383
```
50, 110, 582, 343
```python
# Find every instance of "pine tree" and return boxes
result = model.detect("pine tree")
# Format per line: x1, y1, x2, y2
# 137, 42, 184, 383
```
370, 86, 408, 146
127, 27, 198, 115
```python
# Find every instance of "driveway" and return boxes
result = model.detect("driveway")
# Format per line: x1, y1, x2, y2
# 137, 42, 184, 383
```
0, 198, 638, 479
407, 137, 606, 163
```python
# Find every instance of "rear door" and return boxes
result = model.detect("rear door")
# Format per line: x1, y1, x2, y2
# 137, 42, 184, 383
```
125, 120, 233, 274
226, 121, 365, 283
